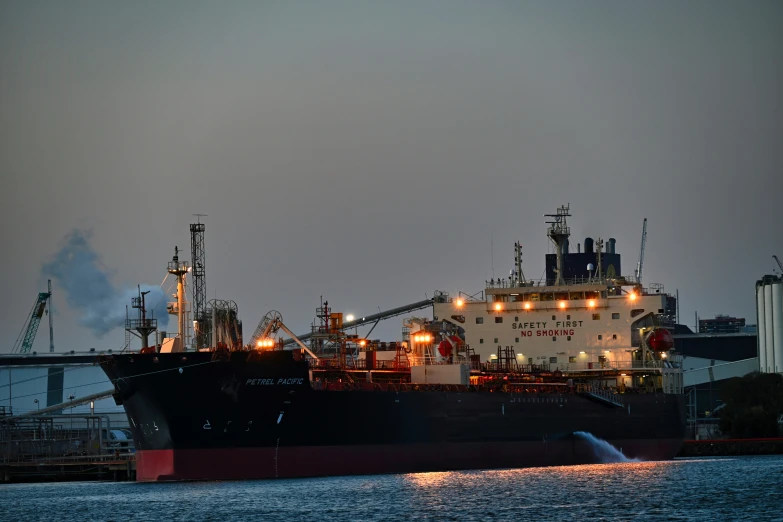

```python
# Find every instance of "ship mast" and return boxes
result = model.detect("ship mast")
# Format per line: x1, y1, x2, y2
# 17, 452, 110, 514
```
545, 205, 571, 286
167, 246, 190, 351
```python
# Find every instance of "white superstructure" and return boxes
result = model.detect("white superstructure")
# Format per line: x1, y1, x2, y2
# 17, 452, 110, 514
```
427, 205, 674, 373
434, 283, 667, 371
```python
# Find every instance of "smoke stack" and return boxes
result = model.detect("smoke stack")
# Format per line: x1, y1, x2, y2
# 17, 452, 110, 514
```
44, 230, 169, 337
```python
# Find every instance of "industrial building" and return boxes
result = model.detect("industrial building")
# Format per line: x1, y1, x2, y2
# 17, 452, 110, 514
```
698, 315, 746, 334
757, 273, 783, 374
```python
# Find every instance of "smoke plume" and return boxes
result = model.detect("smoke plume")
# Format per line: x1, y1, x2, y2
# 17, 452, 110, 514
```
43, 230, 169, 337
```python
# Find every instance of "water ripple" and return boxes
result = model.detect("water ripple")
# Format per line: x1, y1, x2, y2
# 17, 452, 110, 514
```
2, 456, 783, 521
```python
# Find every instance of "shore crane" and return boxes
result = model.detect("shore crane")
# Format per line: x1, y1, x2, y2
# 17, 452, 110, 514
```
774, 255, 783, 274
12, 283, 52, 354
635, 218, 647, 284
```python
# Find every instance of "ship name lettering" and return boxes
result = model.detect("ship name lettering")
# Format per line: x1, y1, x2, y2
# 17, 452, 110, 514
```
277, 378, 303, 385
246, 379, 276, 386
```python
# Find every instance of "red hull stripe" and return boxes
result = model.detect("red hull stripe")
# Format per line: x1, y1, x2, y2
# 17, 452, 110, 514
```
136, 439, 684, 482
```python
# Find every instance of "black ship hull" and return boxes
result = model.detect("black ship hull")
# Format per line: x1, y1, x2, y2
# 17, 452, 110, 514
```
101, 351, 686, 482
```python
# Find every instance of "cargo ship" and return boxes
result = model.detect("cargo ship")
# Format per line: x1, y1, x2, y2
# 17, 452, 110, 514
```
100, 205, 686, 481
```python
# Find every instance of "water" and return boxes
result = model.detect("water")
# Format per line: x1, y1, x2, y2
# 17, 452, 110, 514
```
2, 456, 783, 521
573, 431, 639, 463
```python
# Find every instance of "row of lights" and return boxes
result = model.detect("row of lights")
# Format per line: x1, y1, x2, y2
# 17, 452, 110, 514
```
457, 292, 637, 311
256, 339, 276, 348
413, 334, 433, 343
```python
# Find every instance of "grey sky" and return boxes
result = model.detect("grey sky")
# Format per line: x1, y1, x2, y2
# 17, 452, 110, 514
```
1, 1, 781, 352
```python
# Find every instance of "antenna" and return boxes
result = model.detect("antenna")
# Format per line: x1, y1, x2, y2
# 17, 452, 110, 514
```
491, 231, 495, 280
636, 218, 647, 283
514, 242, 526, 286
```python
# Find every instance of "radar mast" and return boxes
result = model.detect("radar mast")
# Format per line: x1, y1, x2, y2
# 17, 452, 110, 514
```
545, 205, 571, 286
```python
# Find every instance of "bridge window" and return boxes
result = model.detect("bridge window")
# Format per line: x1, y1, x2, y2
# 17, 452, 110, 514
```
612, 334, 617, 340
479, 338, 484, 344
598, 355, 607, 363
567, 336, 571, 341
552, 315, 556, 320
598, 334, 603, 340
549, 357, 557, 364
631, 309, 645, 318
495, 317, 503, 324
552, 337, 557, 341
494, 338, 498, 343
592, 313, 601, 320
515, 337, 519, 343
569, 356, 576, 363
515, 316, 519, 322
476, 317, 484, 324
612, 313, 620, 319
567, 315, 571, 320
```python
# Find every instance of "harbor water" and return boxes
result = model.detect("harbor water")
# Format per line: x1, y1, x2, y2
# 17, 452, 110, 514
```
1, 455, 782, 521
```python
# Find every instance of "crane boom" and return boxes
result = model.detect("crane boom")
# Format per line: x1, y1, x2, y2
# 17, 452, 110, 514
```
13, 291, 52, 354
636, 218, 647, 283
774, 255, 783, 273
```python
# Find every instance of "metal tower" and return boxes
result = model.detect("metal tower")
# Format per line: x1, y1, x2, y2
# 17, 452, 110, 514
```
190, 215, 207, 350
545, 204, 571, 286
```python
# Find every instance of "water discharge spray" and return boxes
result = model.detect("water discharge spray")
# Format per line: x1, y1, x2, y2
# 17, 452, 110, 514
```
574, 431, 639, 463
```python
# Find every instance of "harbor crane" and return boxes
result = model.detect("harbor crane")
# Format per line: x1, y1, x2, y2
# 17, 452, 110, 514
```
12, 283, 52, 354
774, 255, 783, 274
635, 218, 647, 284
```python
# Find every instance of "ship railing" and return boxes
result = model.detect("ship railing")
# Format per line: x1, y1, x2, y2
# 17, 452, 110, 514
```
485, 276, 607, 289
550, 359, 666, 372
308, 358, 412, 371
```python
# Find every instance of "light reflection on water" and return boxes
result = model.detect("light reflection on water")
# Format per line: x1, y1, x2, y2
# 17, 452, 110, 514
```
1, 456, 781, 522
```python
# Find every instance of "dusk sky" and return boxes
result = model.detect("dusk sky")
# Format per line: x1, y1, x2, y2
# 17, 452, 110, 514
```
1, 1, 781, 353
